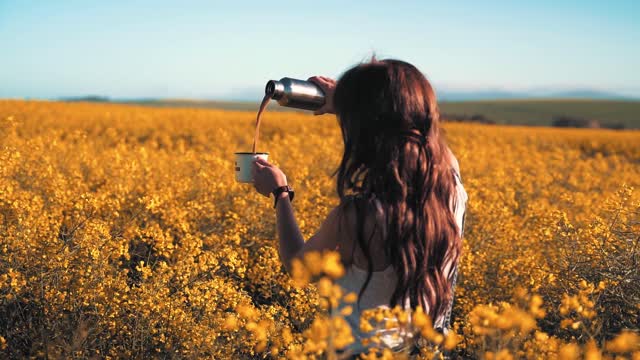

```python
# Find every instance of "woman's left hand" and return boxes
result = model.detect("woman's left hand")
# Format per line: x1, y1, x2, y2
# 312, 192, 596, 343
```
252, 158, 288, 197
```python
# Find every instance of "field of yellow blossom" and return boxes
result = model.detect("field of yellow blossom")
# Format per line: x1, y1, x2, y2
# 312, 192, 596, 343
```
1, 100, 639, 359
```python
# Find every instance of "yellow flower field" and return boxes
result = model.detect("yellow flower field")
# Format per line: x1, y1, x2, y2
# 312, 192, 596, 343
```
0, 100, 639, 359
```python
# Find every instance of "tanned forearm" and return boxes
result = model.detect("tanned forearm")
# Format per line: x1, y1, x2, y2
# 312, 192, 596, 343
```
274, 192, 305, 271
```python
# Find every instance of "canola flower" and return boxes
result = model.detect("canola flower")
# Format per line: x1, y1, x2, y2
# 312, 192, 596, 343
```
0, 100, 639, 359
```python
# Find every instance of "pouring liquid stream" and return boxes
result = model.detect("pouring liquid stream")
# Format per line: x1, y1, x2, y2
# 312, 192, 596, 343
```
252, 93, 272, 154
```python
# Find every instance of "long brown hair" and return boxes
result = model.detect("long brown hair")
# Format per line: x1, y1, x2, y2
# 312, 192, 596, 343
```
333, 59, 461, 321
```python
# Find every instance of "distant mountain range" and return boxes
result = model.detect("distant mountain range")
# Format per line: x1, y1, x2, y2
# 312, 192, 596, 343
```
436, 88, 635, 101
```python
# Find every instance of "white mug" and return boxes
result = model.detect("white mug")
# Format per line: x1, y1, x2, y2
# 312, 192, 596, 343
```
234, 152, 268, 183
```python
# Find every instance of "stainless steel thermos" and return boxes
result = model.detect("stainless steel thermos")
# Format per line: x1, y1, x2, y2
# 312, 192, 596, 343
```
265, 77, 326, 111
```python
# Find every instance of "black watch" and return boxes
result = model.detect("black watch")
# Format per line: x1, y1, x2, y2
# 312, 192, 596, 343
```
272, 185, 294, 208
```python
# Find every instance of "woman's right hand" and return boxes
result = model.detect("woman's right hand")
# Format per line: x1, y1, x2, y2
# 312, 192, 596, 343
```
307, 76, 336, 115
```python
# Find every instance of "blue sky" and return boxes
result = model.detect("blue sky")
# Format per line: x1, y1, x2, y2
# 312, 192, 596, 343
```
0, 0, 638, 99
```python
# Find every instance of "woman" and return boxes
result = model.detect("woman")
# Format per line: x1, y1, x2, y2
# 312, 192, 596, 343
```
252, 59, 468, 355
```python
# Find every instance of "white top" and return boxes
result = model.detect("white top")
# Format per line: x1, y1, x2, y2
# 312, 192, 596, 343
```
333, 169, 468, 354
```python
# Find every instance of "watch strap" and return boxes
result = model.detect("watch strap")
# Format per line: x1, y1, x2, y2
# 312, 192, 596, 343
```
272, 185, 294, 208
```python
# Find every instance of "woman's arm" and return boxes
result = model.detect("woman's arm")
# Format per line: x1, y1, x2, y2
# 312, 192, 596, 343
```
275, 195, 341, 270
273, 193, 304, 267
253, 158, 339, 271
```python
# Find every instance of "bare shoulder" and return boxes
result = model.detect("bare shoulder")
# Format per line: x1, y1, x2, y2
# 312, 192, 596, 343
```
315, 200, 357, 245
333, 198, 358, 264
323, 198, 355, 229
293, 200, 371, 273
318, 196, 366, 266
333, 196, 388, 268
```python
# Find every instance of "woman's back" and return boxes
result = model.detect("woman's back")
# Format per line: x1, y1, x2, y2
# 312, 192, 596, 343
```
334, 159, 468, 354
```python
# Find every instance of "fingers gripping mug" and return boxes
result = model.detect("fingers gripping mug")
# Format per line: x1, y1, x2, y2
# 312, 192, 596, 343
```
235, 152, 268, 183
